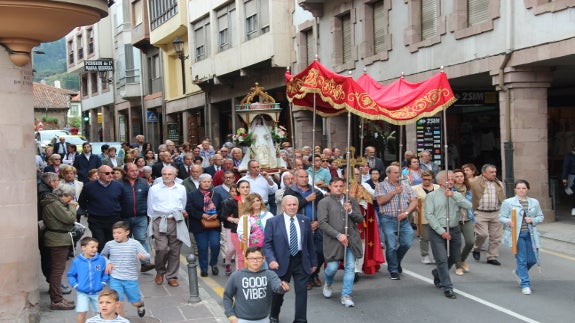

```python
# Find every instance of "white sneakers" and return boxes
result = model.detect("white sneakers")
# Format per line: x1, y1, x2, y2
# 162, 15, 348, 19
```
421, 255, 433, 264
522, 287, 532, 295
341, 296, 355, 307
322, 284, 332, 298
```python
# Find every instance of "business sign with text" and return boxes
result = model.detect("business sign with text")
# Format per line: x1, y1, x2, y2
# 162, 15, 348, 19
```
84, 59, 114, 72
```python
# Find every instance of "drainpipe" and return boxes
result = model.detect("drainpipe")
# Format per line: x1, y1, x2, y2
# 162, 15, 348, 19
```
500, 1, 515, 197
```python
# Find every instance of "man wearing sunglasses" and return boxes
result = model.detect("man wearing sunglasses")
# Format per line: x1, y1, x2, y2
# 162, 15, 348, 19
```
79, 165, 124, 252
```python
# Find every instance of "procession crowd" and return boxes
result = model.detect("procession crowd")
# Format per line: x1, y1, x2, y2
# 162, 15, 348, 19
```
35, 134, 544, 323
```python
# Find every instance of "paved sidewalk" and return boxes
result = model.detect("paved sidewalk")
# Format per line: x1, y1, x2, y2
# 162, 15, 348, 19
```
39, 257, 226, 322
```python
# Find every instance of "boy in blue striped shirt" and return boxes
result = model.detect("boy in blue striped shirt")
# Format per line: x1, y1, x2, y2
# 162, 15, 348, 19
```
101, 221, 149, 318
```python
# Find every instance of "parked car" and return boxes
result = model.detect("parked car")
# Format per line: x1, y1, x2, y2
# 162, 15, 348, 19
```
49, 135, 88, 154
35, 129, 69, 154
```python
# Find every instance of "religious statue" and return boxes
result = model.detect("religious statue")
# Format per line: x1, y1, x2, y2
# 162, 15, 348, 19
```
250, 116, 277, 168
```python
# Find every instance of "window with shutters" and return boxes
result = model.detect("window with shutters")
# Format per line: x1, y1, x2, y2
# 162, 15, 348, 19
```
193, 17, 210, 62
404, 0, 446, 52
67, 40, 74, 65
450, 0, 500, 39
87, 28, 94, 56
76, 34, 84, 60
468, 0, 488, 25
342, 14, 352, 64
295, 19, 315, 71
217, 3, 235, 52
373, 1, 386, 53
362, 0, 391, 65
133, 0, 143, 26
245, 0, 257, 39
305, 29, 315, 66
332, 5, 355, 71
421, 0, 438, 40
244, 0, 270, 41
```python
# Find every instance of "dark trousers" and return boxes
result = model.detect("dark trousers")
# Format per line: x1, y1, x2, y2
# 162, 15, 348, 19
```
429, 226, 461, 291
270, 253, 310, 323
194, 229, 221, 272
48, 246, 69, 303
309, 230, 324, 281
88, 216, 120, 252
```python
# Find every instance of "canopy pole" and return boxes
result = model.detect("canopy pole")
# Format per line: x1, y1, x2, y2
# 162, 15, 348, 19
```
443, 107, 450, 257
344, 110, 352, 265
311, 92, 317, 222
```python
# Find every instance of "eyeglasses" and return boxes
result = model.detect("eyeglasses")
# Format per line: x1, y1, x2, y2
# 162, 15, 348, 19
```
245, 257, 264, 262
322, 160, 329, 162
99, 172, 113, 175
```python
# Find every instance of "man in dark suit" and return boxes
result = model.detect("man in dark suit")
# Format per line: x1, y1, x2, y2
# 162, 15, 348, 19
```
152, 151, 178, 179
203, 153, 223, 176
53, 136, 68, 156
365, 146, 385, 174
264, 195, 317, 323
73, 142, 102, 183
178, 153, 195, 180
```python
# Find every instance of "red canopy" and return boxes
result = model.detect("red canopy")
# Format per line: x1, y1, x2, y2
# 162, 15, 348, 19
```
286, 60, 457, 125
356, 72, 456, 125
286, 60, 386, 119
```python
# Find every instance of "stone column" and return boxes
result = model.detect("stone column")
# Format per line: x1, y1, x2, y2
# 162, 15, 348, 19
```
0, 48, 40, 322
492, 67, 553, 220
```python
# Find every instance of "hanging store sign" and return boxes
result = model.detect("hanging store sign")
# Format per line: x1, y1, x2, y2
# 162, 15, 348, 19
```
84, 59, 114, 72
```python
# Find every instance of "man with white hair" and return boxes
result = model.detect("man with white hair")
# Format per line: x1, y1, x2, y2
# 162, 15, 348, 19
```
147, 165, 190, 287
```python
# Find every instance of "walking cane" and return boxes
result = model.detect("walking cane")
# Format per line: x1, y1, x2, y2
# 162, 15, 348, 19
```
442, 107, 450, 258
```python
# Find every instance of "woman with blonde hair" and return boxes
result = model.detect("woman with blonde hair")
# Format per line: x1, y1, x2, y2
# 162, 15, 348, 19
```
237, 193, 273, 254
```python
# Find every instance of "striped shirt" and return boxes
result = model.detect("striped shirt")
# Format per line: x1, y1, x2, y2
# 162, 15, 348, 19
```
86, 314, 129, 323
374, 178, 416, 217
101, 238, 149, 281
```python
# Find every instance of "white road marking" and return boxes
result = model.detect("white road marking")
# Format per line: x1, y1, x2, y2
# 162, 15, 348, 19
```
405, 269, 540, 323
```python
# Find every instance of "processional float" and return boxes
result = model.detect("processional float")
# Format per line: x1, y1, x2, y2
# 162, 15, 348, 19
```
286, 59, 456, 264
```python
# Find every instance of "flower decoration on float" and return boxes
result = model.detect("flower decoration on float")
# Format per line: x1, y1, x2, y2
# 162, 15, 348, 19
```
271, 125, 288, 144
233, 128, 253, 147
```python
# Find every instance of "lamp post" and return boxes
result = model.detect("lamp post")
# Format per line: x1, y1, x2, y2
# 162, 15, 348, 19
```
172, 37, 189, 95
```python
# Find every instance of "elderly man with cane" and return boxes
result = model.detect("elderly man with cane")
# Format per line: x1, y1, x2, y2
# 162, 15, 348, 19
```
425, 170, 472, 299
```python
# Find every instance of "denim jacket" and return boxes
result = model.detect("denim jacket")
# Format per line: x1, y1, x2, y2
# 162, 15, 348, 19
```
498, 196, 544, 248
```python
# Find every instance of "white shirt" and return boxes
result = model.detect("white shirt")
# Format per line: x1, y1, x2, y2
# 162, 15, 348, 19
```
240, 173, 278, 204
283, 213, 301, 252
147, 182, 187, 218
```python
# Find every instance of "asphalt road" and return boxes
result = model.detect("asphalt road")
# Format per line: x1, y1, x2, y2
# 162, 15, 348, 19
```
195, 237, 575, 323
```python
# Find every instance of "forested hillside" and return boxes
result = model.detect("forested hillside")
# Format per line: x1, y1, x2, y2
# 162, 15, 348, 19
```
33, 38, 80, 91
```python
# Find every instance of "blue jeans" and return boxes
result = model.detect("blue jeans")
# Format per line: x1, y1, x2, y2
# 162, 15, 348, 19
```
516, 231, 537, 288
324, 247, 355, 297
194, 229, 221, 272
125, 216, 149, 253
380, 216, 414, 273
